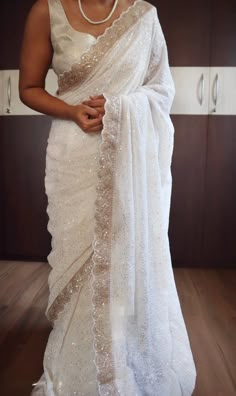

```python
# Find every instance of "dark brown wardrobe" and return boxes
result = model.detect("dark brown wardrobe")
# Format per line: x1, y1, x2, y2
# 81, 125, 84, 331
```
0, 0, 52, 260
155, 0, 236, 267
0, 0, 236, 266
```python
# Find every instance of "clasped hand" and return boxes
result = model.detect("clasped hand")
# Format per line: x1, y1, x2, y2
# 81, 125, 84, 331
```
71, 94, 106, 133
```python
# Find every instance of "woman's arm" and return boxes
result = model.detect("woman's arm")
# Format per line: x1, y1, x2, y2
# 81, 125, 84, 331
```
19, 0, 102, 132
19, 0, 72, 119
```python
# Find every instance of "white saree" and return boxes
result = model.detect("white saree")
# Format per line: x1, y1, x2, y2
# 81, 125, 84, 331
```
31, 0, 197, 395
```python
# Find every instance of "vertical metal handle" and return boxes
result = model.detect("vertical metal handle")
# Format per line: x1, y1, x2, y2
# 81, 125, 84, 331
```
6, 76, 12, 114
199, 73, 204, 105
212, 73, 219, 112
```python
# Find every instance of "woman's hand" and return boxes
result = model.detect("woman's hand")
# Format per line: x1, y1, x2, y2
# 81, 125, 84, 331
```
71, 95, 106, 133
70, 103, 103, 133
82, 94, 106, 117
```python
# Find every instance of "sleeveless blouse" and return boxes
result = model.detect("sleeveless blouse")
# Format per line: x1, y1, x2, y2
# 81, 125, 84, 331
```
47, 0, 97, 76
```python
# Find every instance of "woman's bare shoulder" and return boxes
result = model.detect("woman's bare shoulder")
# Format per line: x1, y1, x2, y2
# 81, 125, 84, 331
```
26, 0, 50, 26
24, 0, 50, 37
32, 0, 49, 14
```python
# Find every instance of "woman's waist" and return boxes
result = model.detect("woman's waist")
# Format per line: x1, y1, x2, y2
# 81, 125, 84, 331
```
47, 118, 101, 159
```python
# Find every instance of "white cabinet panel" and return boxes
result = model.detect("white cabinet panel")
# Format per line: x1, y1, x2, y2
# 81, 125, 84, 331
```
0, 71, 3, 115
0, 67, 235, 116
170, 67, 210, 115
209, 67, 236, 115
0, 69, 58, 116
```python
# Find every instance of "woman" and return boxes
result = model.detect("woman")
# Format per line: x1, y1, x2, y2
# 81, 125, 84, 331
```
19, 0, 197, 395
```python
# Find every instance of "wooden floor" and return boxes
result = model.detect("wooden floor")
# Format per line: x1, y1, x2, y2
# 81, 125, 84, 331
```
0, 261, 235, 396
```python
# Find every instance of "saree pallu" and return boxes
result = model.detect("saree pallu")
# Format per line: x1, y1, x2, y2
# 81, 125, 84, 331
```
32, 1, 197, 395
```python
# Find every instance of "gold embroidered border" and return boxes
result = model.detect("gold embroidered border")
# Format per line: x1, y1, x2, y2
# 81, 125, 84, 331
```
46, 256, 93, 323
90, 94, 121, 395
58, 0, 152, 94
45, 2, 154, 392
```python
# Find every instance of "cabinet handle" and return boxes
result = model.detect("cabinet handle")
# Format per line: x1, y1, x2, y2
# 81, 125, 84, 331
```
6, 76, 12, 114
199, 73, 204, 105
212, 73, 219, 110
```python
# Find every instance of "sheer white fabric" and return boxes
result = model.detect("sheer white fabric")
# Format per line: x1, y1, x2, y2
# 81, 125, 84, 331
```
31, 1, 197, 395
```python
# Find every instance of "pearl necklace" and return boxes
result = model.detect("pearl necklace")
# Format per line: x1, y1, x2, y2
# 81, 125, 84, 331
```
78, 0, 119, 25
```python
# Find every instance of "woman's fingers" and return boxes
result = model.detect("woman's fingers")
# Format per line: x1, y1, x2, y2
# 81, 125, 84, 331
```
90, 94, 104, 100
80, 114, 103, 132
86, 124, 103, 132
93, 106, 105, 115
78, 100, 105, 132
82, 103, 105, 115
83, 99, 105, 108
81, 104, 99, 118
72, 104, 103, 132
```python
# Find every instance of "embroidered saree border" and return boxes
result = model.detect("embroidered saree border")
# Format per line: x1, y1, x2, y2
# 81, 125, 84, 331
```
58, 0, 152, 94
90, 94, 121, 395
46, 3, 153, 326
45, 1, 155, 393
46, 256, 93, 323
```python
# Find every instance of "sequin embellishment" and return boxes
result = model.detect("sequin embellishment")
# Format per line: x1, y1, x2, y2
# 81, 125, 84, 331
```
90, 94, 121, 395
46, 257, 93, 323
58, 0, 153, 94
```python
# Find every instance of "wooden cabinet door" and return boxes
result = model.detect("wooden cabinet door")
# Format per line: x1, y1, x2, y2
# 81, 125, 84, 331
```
0, 0, 34, 70
0, 116, 52, 260
202, 116, 236, 267
168, 115, 208, 267
0, 1, 52, 260
201, 0, 236, 267
210, 0, 236, 66
150, 0, 211, 66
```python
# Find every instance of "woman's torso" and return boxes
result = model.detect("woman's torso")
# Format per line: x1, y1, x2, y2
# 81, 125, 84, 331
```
47, 0, 136, 77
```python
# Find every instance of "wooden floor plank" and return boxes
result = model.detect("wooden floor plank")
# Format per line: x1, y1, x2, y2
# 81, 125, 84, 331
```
0, 261, 235, 396
174, 268, 236, 396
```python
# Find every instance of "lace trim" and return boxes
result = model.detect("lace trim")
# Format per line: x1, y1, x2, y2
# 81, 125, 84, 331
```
90, 94, 121, 395
45, 256, 93, 323
58, 0, 152, 94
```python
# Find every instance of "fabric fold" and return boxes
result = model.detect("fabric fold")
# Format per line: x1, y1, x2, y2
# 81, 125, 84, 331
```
89, 11, 195, 394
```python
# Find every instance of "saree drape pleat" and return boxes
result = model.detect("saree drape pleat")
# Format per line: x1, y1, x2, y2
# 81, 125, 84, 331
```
31, 1, 197, 395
